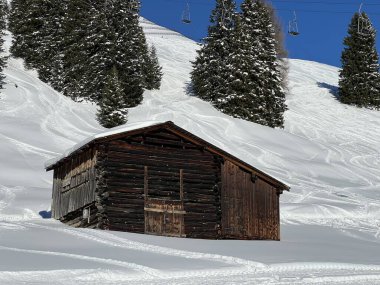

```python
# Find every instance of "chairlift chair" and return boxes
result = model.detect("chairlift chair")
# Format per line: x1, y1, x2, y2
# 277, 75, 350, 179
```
182, 2, 191, 24
288, 11, 300, 36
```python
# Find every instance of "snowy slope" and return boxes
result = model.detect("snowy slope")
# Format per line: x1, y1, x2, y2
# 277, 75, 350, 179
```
0, 18, 380, 284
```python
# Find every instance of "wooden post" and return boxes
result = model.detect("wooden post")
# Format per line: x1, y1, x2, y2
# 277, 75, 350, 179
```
180, 169, 184, 202
180, 169, 184, 237
144, 166, 148, 201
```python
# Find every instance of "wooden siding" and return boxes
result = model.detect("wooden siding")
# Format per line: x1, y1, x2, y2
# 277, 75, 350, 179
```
97, 129, 222, 238
221, 160, 280, 240
51, 148, 97, 219
254, 179, 280, 240
60, 202, 98, 228
145, 198, 185, 237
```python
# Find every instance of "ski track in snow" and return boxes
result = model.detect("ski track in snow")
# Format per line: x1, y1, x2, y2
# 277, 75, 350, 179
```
0, 20, 380, 284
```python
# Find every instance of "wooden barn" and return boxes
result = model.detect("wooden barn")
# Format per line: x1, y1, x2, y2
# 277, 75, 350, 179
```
46, 121, 289, 240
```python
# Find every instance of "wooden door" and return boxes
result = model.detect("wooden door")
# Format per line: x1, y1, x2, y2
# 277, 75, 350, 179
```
144, 198, 186, 237
144, 167, 186, 237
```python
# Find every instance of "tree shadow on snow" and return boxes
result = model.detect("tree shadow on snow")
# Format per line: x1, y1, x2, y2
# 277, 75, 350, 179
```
317, 82, 340, 100
39, 210, 52, 219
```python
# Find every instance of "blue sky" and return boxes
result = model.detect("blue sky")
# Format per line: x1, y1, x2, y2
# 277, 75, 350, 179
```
140, 0, 380, 67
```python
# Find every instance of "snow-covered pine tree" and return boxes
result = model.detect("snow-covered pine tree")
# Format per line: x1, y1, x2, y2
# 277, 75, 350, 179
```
1, 0, 8, 15
253, 0, 286, 127
97, 66, 128, 128
191, 0, 236, 103
9, 0, 28, 59
37, 0, 67, 91
265, 1, 288, 89
216, 3, 269, 124
215, 13, 256, 120
61, 0, 93, 100
110, 0, 146, 107
143, 45, 163, 90
339, 12, 380, 109
220, 0, 286, 128
9, 0, 48, 70
80, 0, 113, 102
0, 0, 7, 90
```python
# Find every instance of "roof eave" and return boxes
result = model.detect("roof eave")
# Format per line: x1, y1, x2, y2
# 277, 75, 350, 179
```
45, 121, 290, 191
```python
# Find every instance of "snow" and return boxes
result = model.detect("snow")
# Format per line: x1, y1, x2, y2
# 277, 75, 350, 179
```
44, 120, 166, 169
0, 18, 380, 284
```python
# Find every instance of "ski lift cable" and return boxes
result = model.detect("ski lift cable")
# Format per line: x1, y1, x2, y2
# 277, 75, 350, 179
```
161, 0, 380, 7
161, 0, 380, 15
276, 8, 380, 16
271, 0, 380, 5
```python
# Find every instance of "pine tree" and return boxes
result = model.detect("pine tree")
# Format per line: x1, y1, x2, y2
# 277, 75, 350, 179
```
215, 13, 254, 119
143, 45, 163, 90
9, 0, 28, 59
0, 0, 7, 90
9, 0, 65, 88
218, 0, 286, 128
265, 1, 288, 89
0, 0, 8, 18
97, 66, 128, 128
191, 0, 236, 103
254, 0, 287, 127
80, 0, 113, 102
339, 12, 380, 109
61, 0, 94, 100
78, 0, 148, 107
9, 0, 49, 70
110, 0, 147, 107
37, 0, 67, 91
216, 5, 269, 124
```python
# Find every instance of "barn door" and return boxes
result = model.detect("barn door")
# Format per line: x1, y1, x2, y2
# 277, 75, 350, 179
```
144, 167, 186, 237
144, 199, 185, 236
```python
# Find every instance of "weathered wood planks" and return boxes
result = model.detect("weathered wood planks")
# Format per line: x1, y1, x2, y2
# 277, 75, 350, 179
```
221, 160, 280, 240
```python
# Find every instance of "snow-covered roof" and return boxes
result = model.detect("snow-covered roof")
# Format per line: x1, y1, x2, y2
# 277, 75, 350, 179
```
44, 121, 166, 169
45, 120, 289, 190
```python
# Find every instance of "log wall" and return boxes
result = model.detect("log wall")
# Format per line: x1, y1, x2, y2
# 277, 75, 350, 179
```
98, 129, 222, 238
59, 202, 98, 228
51, 148, 97, 219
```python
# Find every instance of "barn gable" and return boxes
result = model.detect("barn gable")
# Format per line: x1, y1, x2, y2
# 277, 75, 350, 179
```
47, 121, 289, 240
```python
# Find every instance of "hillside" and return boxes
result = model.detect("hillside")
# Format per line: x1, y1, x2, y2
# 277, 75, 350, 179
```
0, 19, 380, 284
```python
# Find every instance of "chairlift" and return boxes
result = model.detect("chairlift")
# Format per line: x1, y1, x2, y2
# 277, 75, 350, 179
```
288, 11, 300, 36
358, 3, 371, 36
182, 2, 191, 24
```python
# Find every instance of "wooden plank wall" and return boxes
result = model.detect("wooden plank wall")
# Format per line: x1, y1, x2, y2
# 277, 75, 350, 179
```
60, 202, 98, 228
221, 160, 280, 240
221, 160, 254, 239
254, 179, 280, 240
51, 148, 97, 219
98, 129, 222, 238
